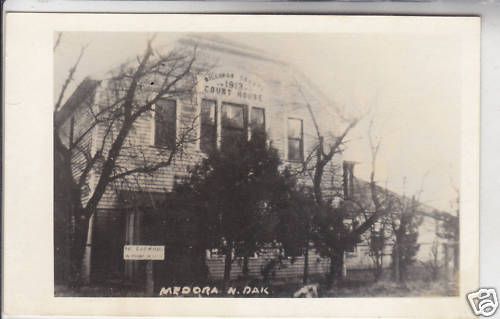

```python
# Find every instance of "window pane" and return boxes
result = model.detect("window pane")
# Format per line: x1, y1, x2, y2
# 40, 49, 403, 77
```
287, 118, 302, 139
250, 107, 265, 145
285, 246, 303, 257
251, 107, 265, 132
343, 162, 354, 200
288, 139, 303, 161
154, 99, 176, 149
287, 118, 303, 161
200, 99, 217, 153
201, 99, 216, 125
222, 103, 245, 129
221, 102, 247, 150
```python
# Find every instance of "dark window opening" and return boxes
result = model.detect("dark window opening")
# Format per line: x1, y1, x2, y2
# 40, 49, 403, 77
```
284, 245, 304, 258
200, 99, 217, 154
343, 161, 355, 200
250, 107, 265, 144
91, 211, 126, 283
154, 99, 177, 149
235, 245, 256, 258
221, 102, 247, 149
69, 116, 75, 146
287, 118, 303, 162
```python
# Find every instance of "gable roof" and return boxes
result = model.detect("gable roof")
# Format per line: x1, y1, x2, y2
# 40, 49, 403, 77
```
346, 176, 456, 222
54, 77, 101, 128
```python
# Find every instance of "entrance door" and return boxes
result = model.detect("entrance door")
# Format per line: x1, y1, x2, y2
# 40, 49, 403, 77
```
91, 210, 126, 284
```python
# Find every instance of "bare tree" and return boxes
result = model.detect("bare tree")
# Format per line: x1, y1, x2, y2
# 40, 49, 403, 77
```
435, 183, 459, 280
363, 128, 426, 284
421, 239, 440, 281
310, 114, 402, 286
288, 83, 365, 286
54, 35, 206, 286
389, 195, 423, 283
366, 214, 392, 281
288, 85, 404, 287
300, 109, 358, 285
325, 120, 399, 285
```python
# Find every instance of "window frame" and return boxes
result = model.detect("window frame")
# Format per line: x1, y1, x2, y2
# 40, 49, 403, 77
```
221, 102, 248, 148
151, 98, 178, 150
196, 95, 268, 153
250, 106, 266, 140
199, 98, 218, 154
343, 161, 355, 200
69, 116, 75, 146
287, 117, 304, 162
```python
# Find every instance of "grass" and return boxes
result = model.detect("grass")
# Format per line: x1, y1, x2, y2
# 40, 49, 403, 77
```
55, 276, 458, 297
319, 279, 458, 297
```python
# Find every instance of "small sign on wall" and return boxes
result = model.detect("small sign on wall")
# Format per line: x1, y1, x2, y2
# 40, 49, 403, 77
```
123, 245, 165, 260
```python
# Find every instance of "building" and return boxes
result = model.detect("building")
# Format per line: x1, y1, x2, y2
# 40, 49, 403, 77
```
55, 35, 457, 292
343, 173, 459, 282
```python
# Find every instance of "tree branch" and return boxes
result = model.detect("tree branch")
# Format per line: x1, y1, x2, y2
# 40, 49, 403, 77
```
55, 44, 88, 111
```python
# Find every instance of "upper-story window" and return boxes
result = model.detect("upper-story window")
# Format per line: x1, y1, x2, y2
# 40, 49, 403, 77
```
200, 99, 217, 154
343, 161, 355, 200
154, 99, 177, 149
69, 116, 75, 146
287, 118, 303, 162
250, 107, 265, 143
221, 102, 247, 149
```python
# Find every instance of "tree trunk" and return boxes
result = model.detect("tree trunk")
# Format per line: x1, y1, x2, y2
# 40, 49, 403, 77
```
223, 242, 233, 289
393, 244, 400, 282
54, 179, 73, 285
242, 256, 249, 278
303, 244, 309, 285
69, 210, 91, 286
443, 243, 449, 281
433, 244, 439, 280
399, 259, 407, 283
333, 249, 344, 284
374, 254, 383, 282
328, 250, 344, 287
54, 134, 79, 285
378, 257, 383, 281
453, 242, 459, 274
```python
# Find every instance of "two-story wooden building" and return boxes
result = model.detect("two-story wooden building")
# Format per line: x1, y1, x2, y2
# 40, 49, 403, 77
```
56, 34, 456, 293
57, 35, 347, 289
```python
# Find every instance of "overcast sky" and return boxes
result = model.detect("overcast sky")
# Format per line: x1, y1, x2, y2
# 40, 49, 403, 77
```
55, 32, 461, 212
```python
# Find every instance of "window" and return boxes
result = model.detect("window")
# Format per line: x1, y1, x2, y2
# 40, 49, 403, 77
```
69, 116, 75, 146
287, 118, 303, 161
343, 161, 355, 200
284, 245, 304, 258
250, 107, 265, 143
221, 102, 247, 149
200, 99, 217, 153
154, 99, 176, 149
207, 248, 224, 259
346, 245, 358, 256
235, 245, 257, 258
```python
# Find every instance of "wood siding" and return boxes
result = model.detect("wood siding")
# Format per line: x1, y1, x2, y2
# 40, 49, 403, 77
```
86, 38, 344, 210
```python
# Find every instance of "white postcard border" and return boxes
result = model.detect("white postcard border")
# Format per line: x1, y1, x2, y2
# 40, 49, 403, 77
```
3, 13, 480, 318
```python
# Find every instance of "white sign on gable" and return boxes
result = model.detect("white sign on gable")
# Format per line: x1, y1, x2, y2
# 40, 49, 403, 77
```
201, 70, 265, 102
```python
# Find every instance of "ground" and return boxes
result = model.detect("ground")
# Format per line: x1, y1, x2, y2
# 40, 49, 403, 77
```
320, 280, 458, 297
55, 276, 458, 297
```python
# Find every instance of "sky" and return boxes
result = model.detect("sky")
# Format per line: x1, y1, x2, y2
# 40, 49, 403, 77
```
55, 32, 461, 212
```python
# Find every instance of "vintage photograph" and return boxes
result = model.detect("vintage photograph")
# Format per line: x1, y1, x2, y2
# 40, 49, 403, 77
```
54, 31, 461, 298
